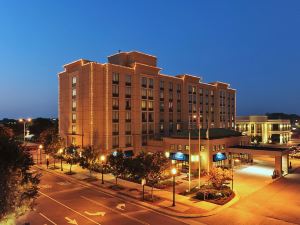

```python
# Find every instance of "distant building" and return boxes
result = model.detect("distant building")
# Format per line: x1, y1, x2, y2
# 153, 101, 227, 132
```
236, 115, 291, 144
58, 51, 236, 157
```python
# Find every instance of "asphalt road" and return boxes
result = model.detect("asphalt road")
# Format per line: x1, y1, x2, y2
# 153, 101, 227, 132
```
17, 169, 200, 225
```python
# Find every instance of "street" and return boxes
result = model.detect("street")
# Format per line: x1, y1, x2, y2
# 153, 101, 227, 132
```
17, 168, 195, 225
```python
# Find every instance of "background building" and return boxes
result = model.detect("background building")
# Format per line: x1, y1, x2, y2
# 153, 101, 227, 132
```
236, 115, 291, 144
58, 51, 236, 155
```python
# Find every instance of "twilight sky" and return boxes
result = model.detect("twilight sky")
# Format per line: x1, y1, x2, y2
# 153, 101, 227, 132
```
0, 0, 299, 119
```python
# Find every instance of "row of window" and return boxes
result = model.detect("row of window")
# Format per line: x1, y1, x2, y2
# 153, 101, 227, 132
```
112, 135, 132, 148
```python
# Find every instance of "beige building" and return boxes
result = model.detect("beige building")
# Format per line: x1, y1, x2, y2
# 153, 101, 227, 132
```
236, 115, 291, 144
58, 51, 236, 156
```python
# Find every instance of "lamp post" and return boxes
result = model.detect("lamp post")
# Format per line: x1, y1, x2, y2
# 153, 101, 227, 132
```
58, 148, 64, 171
19, 118, 31, 142
171, 168, 177, 207
39, 145, 43, 165
100, 155, 106, 184
231, 158, 240, 190
197, 111, 201, 189
188, 115, 197, 193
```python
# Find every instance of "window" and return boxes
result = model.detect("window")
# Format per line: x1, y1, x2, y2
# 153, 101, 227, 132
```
126, 111, 131, 122
72, 77, 77, 85
176, 123, 181, 131
148, 89, 153, 99
177, 103, 181, 112
169, 113, 173, 122
177, 84, 181, 92
160, 102, 164, 112
141, 88, 147, 99
112, 98, 119, 110
160, 80, 164, 89
185, 145, 189, 151
72, 113, 76, 123
169, 82, 173, 91
149, 78, 154, 88
142, 123, 147, 134
160, 90, 164, 99
72, 89, 76, 97
125, 75, 131, 85
148, 101, 154, 111
125, 99, 131, 110
188, 85, 192, 93
177, 92, 181, 100
177, 144, 182, 151
112, 72, 119, 84
112, 85, 119, 97
199, 88, 203, 95
71, 137, 76, 145
169, 101, 173, 111
125, 87, 131, 97
112, 123, 119, 135
149, 123, 154, 134
72, 125, 76, 134
169, 122, 173, 132
112, 111, 119, 122
125, 136, 132, 147
170, 144, 175, 150
72, 100, 76, 111
125, 123, 131, 134
141, 100, 147, 110
142, 112, 147, 122
142, 135, 147, 145
160, 123, 164, 133
149, 112, 154, 122
169, 91, 173, 100
112, 136, 119, 148
141, 77, 147, 87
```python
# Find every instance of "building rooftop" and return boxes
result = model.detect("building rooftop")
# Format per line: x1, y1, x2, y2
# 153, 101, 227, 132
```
230, 145, 289, 152
170, 128, 242, 140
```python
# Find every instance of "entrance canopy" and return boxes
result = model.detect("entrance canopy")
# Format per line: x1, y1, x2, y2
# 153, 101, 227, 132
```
228, 145, 290, 157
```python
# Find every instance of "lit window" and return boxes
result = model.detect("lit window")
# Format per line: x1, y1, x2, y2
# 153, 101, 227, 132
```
72, 89, 76, 97
126, 111, 131, 121
141, 77, 147, 87
72, 100, 76, 110
125, 75, 131, 85
72, 125, 76, 133
112, 85, 119, 96
141, 100, 147, 110
148, 101, 154, 110
72, 77, 77, 85
72, 113, 76, 122
125, 87, 131, 97
71, 137, 76, 145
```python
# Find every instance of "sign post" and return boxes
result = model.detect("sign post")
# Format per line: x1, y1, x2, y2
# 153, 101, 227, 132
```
141, 179, 146, 201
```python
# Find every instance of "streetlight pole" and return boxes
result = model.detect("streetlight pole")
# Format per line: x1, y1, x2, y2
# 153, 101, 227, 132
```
188, 115, 191, 193
39, 145, 43, 165
100, 155, 105, 184
171, 168, 177, 207
198, 111, 201, 189
19, 118, 31, 142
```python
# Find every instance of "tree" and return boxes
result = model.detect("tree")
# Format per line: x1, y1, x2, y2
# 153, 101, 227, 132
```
145, 152, 170, 199
64, 145, 80, 174
207, 167, 232, 190
40, 127, 64, 169
29, 118, 58, 140
0, 127, 40, 223
107, 150, 127, 184
79, 146, 99, 177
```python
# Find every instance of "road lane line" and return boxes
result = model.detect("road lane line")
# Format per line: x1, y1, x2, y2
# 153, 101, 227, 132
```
39, 167, 190, 225
39, 213, 58, 225
39, 191, 101, 225
81, 195, 150, 225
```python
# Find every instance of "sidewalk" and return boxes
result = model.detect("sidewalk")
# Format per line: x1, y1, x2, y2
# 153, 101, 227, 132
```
37, 161, 239, 218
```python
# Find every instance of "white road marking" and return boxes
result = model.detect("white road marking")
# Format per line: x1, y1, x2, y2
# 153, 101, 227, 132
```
81, 196, 150, 225
85, 211, 106, 216
39, 191, 101, 225
116, 203, 126, 210
39, 212, 58, 225
57, 181, 71, 186
65, 217, 78, 225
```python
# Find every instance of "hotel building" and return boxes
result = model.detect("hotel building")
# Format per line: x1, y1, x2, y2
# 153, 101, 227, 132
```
58, 51, 236, 165
236, 115, 291, 144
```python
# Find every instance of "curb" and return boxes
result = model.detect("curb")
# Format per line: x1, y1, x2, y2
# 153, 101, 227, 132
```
36, 166, 239, 218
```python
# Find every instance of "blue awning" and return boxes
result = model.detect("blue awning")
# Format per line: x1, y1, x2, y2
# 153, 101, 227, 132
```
213, 152, 227, 162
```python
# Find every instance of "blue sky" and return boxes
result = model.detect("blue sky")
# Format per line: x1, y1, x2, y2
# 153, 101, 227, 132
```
0, 0, 299, 119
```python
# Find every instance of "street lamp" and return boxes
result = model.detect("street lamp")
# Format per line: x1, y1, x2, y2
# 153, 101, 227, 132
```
231, 158, 240, 190
171, 168, 177, 207
188, 115, 197, 192
58, 148, 64, 171
100, 155, 106, 184
19, 118, 31, 142
197, 111, 201, 189
39, 145, 43, 165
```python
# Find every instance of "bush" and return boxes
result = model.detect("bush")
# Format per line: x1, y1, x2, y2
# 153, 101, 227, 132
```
196, 186, 233, 201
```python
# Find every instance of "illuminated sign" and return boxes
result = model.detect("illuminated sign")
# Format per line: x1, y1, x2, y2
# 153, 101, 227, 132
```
213, 152, 227, 162
169, 152, 189, 161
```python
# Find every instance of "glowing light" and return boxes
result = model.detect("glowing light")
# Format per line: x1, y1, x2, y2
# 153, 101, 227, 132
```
171, 168, 177, 175
191, 155, 199, 162
39, 145, 43, 149
100, 155, 106, 162
165, 151, 170, 158
112, 151, 118, 157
